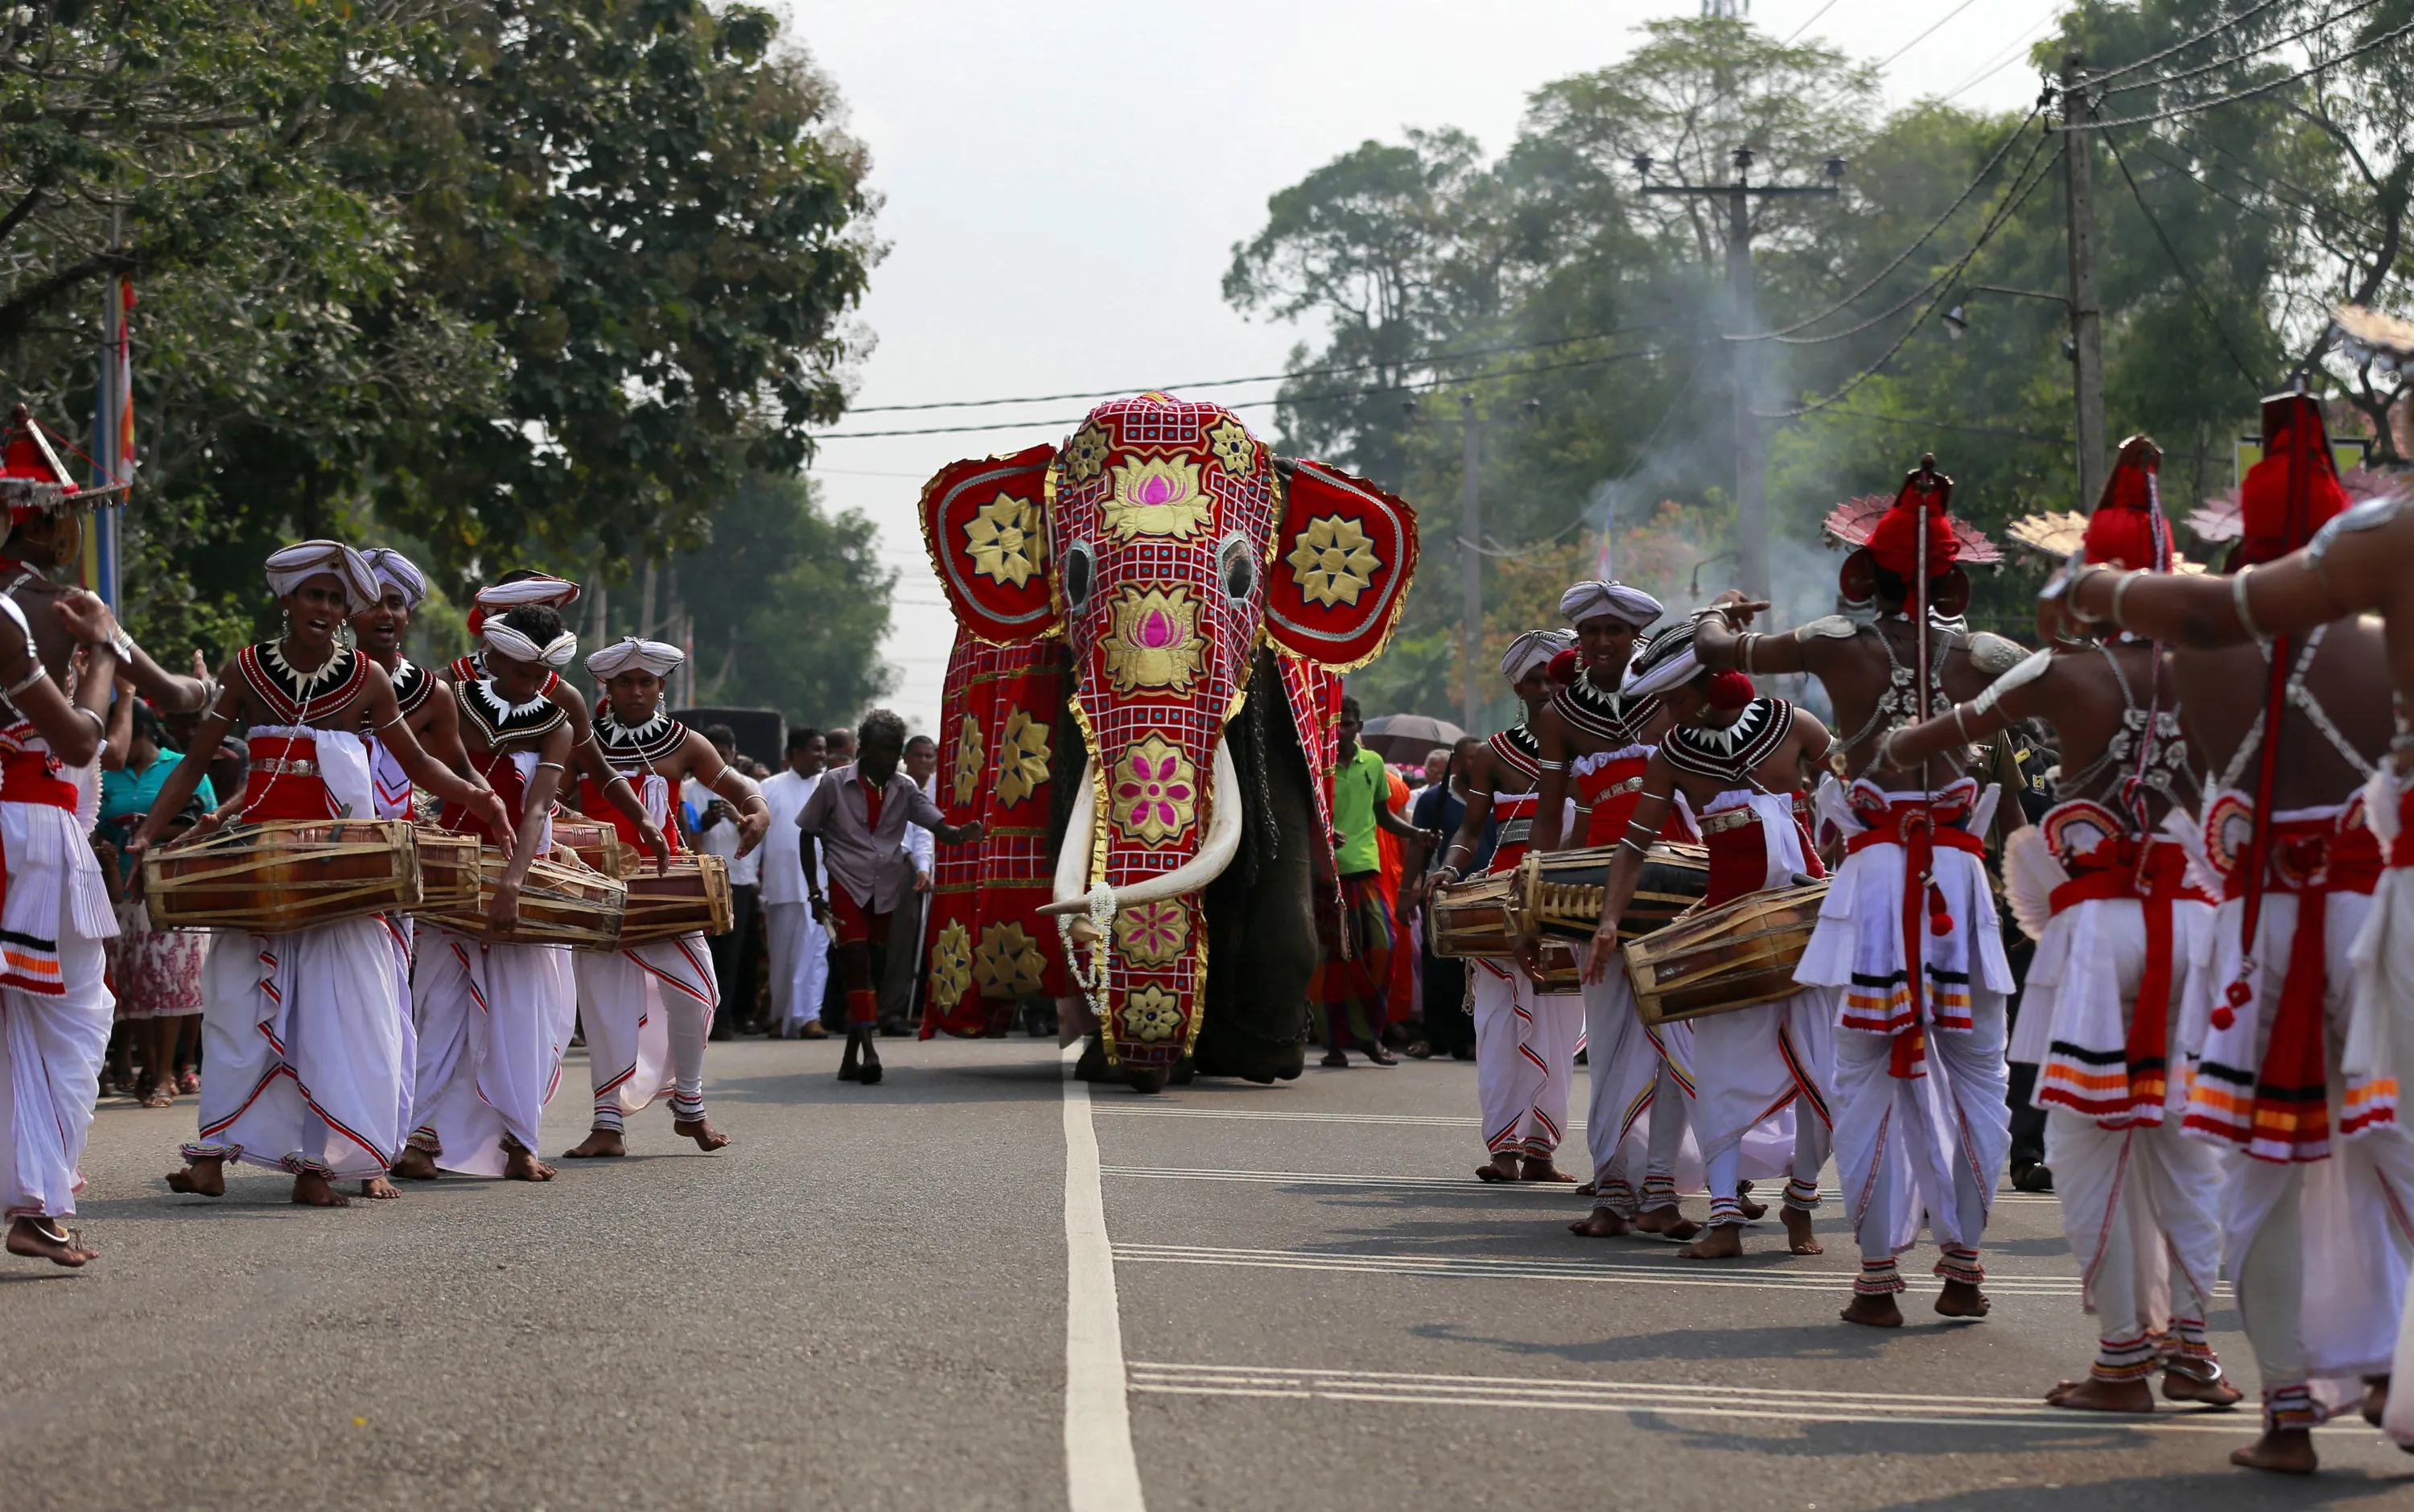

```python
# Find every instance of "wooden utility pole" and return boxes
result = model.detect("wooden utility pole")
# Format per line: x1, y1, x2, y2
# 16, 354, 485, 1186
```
1409, 393, 1535, 731
2062, 54, 2109, 508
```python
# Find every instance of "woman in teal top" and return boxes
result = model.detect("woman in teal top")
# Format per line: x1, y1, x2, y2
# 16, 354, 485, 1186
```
98, 703, 216, 1106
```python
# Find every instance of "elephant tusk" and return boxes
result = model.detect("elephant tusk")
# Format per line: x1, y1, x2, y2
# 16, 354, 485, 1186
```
1048, 755, 1098, 910
1038, 738, 1242, 916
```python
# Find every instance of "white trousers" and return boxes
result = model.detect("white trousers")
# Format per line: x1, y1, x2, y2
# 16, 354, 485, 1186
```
407, 930, 576, 1175
187, 917, 410, 1180
0, 933, 111, 1219
1581, 967, 1691, 1213
1829, 998, 2012, 1292
1687, 990, 1835, 1226
574, 935, 717, 1131
1473, 963, 1580, 1158
2047, 1113, 2227, 1378
762, 900, 830, 1035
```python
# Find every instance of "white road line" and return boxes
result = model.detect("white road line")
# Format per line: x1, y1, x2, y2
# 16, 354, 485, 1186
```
1128, 1362, 2315, 1436
1110, 1242, 2148, 1297
1098, 1164, 2059, 1205
1063, 1049, 1147, 1512
1092, 1106, 1499, 1128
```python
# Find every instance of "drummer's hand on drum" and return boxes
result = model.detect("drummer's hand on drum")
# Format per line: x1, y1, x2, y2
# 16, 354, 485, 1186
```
1580, 920, 1620, 986
470, 789, 516, 846
1514, 933, 1547, 987
488, 875, 523, 936
637, 818, 673, 876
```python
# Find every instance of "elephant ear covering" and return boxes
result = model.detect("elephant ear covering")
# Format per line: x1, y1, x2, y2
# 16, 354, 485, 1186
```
1263, 459, 1419, 671
919, 443, 1061, 644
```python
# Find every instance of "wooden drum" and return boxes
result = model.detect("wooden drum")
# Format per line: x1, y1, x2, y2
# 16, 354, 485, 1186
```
418, 840, 627, 949
144, 819, 422, 933
550, 821, 628, 880
1622, 882, 1830, 1025
616, 854, 734, 946
1518, 842, 1708, 944
1427, 872, 1522, 959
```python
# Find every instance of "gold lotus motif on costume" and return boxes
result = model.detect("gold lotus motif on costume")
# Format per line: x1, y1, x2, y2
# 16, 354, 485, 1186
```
1120, 983, 1184, 1044
994, 708, 1052, 808
963, 492, 1045, 588
1206, 418, 1258, 476
1099, 585, 1205, 695
928, 920, 974, 1011
1285, 514, 1382, 608
1110, 734, 1198, 847
972, 921, 1047, 1000
1114, 899, 1189, 966
1064, 422, 1111, 484
1103, 454, 1213, 540
951, 715, 984, 807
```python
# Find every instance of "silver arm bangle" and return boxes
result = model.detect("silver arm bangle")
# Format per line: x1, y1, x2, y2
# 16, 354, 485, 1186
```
6, 663, 47, 698
1951, 704, 1971, 742
1617, 835, 1652, 857
2107, 570, 2140, 632
1536, 758, 1568, 772
76, 706, 105, 733
2232, 566, 2266, 641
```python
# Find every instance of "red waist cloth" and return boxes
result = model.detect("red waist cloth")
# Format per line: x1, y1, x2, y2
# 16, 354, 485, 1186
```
575, 776, 680, 854
1700, 800, 1828, 910
2194, 815, 2383, 1158
243, 734, 336, 822
1845, 793, 1988, 1079
439, 751, 527, 845
2050, 835, 2210, 1118
0, 748, 80, 814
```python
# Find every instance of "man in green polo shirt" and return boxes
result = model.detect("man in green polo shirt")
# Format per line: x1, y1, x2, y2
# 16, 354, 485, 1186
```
1318, 696, 1423, 1067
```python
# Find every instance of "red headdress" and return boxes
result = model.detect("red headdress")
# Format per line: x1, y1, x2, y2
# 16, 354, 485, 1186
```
1822, 455, 2000, 615
2233, 392, 2350, 570
2082, 435, 2174, 571
2, 403, 128, 527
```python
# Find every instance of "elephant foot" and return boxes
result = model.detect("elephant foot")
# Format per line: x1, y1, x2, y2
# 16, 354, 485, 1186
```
1074, 1035, 1111, 1083
1123, 1066, 1170, 1094
1170, 1057, 1196, 1086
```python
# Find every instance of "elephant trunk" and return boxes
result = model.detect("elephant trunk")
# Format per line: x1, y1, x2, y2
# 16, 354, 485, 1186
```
1040, 737, 1243, 917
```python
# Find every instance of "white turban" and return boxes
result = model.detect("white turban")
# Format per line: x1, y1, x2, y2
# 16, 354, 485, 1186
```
586, 636, 684, 679
360, 547, 427, 608
265, 541, 379, 608
483, 621, 579, 670
1498, 628, 1575, 684
1620, 622, 1705, 699
1558, 579, 1663, 630
476, 575, 580, 611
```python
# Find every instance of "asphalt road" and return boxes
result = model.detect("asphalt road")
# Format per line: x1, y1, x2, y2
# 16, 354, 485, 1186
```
7, 1034, 2412, 1511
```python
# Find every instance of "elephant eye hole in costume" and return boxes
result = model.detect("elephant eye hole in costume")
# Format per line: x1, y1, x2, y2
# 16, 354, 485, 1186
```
916, 393, 1420, 1091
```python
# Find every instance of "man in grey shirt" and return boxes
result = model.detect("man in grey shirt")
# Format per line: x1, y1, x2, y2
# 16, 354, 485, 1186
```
797, 710, 983, 1084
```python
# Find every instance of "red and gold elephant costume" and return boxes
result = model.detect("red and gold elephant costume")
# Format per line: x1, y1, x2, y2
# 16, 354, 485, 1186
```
916, 392, 1416, 1084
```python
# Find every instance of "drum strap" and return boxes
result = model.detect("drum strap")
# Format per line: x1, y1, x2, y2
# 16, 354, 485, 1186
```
1552, 671, 1661, 749
1845, 801, 1986, 1078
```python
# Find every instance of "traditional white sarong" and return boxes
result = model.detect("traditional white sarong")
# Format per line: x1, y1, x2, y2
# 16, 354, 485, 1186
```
1473, 961, 1580, 1160
369, 735, 418, 1158
1581, 967, 1699, 1215
0, 742, 115, 1220
762, 899, 830, 1035
2345, 768, 2414, 1446
573, 934, 716, 1131
184, 727, 409, 1181
406, 930, 578, 1175
1796, 777, 2015, 1296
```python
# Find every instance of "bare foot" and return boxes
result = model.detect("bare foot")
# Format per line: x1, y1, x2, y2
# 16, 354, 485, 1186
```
1320, 1050, 1348, 1068
2363, 1375, 2389, 1428
1475, 1154, 1520, 1184
1573, 1180, 1597, 1197
2045, 1377, 2155, 1412
2164, 1367, 2244, 1408
674, 1117, 731, 1152
1569, 1207, 1631, 1238
358, 1176, 401, 1201
165, 1157, 226, 1197
290, 1172, 351, 1207
1519, 1157, 1577, 1183
1839, 1292, 1904, 1328
1675, 1223, 1744, 1261
389, 1147, 440, 1181
1936, 1279, 1992, 1318
561, 1128, 628, 1159
2228, 1428, 2317, 1475
1782, 1206, 1823, 1255
1633, 1206, 1703, 1242
6, 1217, 97, 1267
503, 1147, 558, 1182
1736, 1184, 1767, 1221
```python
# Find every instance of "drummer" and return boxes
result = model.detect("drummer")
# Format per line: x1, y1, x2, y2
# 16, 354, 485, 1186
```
560, 636, 768, 1160
1432, 628, 1584, 1184
1580, 622, 1836, 1260
1522, 582, 1701, 1236
131, 542, 513, 1209
395, 603, 586, 1184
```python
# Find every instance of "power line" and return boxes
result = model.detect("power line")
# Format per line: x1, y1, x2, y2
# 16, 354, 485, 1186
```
2099, 126, 2266, 388
1816, 406, 2058, 442
1873, 0, 1986, 70
2054, 14, 2414, 130
2096, 0, 2385, 97
1739, 108, 2049, 345
841, 324, 1656, 414
1781, 0, 1845, 45
2086, 0, 2288, 84
1939, 4, 2064, 103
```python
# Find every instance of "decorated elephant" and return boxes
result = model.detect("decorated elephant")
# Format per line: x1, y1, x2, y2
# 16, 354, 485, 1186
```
915, 391, 1419, 1091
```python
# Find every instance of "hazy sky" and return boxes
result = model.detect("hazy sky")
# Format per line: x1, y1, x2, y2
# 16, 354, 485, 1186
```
777, 1, 2065, 731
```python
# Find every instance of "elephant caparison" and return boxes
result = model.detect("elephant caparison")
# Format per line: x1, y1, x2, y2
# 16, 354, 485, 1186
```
914, 392, 1419, 1093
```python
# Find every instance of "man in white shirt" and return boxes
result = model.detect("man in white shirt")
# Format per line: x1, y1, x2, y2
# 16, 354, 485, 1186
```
686, 724, 761, 1039
879, 734, 941, 1033
756, 727, 830, 1039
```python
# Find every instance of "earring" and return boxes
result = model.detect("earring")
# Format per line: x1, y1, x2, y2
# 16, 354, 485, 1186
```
279, 608, 293, 638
